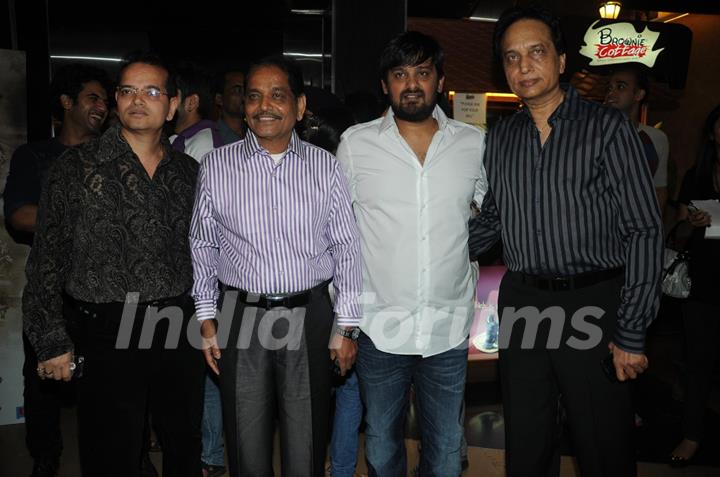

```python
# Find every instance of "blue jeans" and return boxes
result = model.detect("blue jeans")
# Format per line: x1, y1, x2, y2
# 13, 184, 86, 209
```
201, 374, 225, 467
330, 371, 363, 477
356, 334, 467, 477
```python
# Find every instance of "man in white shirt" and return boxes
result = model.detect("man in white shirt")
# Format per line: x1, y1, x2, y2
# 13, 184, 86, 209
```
605, 64, 669, 213
171, 64, 224, 162
336, 31, 487, 476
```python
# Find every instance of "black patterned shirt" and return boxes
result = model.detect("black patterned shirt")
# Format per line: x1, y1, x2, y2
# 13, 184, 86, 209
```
23, 124, 199, 361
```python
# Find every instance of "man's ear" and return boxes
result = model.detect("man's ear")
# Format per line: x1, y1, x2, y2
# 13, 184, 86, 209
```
635, 89, 647, 103
186, 93, 200, 113
60, 94, 73, 111
381, 79, 389, 95
215, 93, 223, 107
296, 94, 307, 121
167, 95, 179, 122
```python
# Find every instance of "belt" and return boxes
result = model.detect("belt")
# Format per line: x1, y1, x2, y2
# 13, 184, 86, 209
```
220, 281, 329, 309
513, 268, 623, 292
72, 294, 189, 318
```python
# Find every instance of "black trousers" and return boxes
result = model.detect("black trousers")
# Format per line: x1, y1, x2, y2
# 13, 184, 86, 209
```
498, 272, 635, 477
681, 300, 720, 441
22, 332, 76, 463
68, 294, 205, 477
217, 282, 334, 477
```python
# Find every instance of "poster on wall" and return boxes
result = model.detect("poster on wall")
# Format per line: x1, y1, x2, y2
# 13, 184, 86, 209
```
0, 48, 28, 426
452, 92, 487, 128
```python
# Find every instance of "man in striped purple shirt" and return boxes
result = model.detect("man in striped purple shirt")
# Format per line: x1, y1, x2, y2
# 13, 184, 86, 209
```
189, 56, 362, 477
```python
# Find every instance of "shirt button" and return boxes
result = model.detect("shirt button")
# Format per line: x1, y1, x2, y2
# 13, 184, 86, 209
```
275, 238, 281, 243
272, 206, 278, 211
279, 271, 285, 275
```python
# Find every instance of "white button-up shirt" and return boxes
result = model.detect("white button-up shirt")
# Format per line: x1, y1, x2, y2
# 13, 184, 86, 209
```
336, 106, 487, 357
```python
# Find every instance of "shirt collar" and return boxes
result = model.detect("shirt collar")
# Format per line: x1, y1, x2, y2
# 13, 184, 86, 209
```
96, 123, 173, 165
240, 129, 305, 161
177, 119, 218, 139
378, 105, 457, 135
519, 84, 583, 125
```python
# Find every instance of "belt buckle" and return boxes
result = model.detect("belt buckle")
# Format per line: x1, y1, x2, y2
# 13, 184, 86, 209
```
551, 277, 571, 291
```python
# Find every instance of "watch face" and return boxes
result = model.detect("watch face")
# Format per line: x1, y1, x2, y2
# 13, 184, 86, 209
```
351, 328, 360, 339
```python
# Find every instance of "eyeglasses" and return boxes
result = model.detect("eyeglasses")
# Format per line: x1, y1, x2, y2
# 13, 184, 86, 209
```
116, 86, 170, 100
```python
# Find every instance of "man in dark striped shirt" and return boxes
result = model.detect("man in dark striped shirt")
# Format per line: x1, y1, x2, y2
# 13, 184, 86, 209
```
469, 6, 662, 476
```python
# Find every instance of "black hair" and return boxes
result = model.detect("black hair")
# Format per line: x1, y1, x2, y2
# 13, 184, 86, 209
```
493, 4, 566, 62
175, 63, 214, 119
379, 31, 445, 82
117, 50, 177, 97
300, 107, 356, 155
245, 55, 304, 98
50, 63, 112, 121
694, 104, 720, 185
212, 68, 246, 97
609, 63, 651, 101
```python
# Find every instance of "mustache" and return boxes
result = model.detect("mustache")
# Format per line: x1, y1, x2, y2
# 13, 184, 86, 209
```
401, 89, 425, 98
253, 111, 282, 120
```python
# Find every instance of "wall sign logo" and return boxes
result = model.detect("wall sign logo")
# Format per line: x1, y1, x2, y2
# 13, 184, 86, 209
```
579, 20, 665, 67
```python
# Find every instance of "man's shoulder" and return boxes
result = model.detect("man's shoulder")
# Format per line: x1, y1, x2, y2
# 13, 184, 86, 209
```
168, 147, 200, 174
638, 123, 669, 145
12, 138, 66, 162
445, 117, 486, 141
340, 117, 384, 143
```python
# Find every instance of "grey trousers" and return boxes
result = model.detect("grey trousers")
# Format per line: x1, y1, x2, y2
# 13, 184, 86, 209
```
218, 283, 333, 477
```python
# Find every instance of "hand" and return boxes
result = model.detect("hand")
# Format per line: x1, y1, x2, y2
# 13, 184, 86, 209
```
688, 209, 711, 227
201, 320, 221, 375
608, 342, 648, 381
38, 352, 73, 381
329, 332, 357, 376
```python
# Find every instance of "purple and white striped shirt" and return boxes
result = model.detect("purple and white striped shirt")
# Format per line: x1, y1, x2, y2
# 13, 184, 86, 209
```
190, 130, 362, 325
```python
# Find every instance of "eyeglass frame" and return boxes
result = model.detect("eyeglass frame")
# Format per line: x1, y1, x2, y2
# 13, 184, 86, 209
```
116, 85, 171, 100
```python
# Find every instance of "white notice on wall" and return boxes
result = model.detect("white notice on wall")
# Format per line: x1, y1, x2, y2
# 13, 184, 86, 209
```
453, 93, 486, 128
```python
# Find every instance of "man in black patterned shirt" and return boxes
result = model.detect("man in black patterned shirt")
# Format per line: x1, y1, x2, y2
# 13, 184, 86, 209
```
23, 52, 204, 477
4, 63, 110, 477
469, 6, 662, 477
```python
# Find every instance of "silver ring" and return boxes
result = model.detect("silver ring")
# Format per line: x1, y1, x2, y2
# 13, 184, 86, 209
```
69, 362, 77, 372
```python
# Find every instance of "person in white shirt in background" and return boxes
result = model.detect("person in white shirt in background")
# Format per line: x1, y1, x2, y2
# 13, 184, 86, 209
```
336, 31, 487, 477
171, 64, 224, 163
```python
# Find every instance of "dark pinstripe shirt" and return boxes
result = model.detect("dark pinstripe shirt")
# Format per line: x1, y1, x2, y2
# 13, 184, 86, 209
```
469, 86, 662, 353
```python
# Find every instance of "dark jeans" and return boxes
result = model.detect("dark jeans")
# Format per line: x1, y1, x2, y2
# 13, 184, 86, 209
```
69, 294, 205, 477
681, 300, 720, 441
218, 282, 334, 477
22, 332, 76, 463
499, 272, 635, 477
356, 334, 468, 477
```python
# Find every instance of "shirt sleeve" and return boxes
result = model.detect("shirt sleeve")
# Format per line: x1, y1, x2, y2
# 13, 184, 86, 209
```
21, 156, 75, 362
325, 159, 363, 325
604, 118, 664, 353
3, 144, 41, 219
189, 161, 221, 321
468, 133, 501, 259
652, 129, 669, 189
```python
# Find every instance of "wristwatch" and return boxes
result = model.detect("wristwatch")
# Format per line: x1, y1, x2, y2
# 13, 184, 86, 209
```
335, 326, 360, 341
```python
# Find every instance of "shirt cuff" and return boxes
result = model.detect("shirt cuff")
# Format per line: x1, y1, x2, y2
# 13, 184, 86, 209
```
194, 298, 216, 321
335, 316, 360, 327
613, 325, 646, 354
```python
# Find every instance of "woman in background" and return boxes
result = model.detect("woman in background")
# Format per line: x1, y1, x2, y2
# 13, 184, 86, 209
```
672, 104, 720, 466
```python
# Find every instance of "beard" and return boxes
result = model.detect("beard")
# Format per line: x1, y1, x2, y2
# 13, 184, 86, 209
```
390, 89, 437, 122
